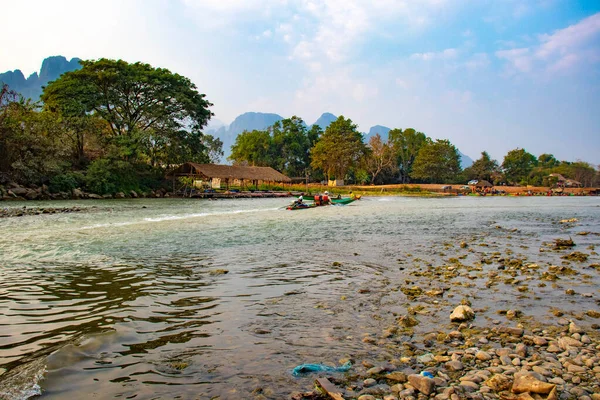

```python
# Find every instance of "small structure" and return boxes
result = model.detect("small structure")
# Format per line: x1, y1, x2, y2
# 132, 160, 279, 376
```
549, 173, 582, 188
167, 163, 291, 192
474, 180, 493, 194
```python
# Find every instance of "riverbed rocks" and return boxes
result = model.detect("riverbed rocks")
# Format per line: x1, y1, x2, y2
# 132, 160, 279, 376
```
0, 183, 158, 203
0, 206, 86, 218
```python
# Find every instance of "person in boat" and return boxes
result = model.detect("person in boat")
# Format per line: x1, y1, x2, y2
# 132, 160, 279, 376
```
350, 191, 356, 200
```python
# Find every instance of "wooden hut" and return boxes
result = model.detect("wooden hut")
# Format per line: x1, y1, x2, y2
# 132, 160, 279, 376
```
474, 180, 493, 194
166, 163, 291, 191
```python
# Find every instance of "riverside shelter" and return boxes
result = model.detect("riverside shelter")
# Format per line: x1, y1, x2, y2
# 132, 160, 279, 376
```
166, 163, 291, 191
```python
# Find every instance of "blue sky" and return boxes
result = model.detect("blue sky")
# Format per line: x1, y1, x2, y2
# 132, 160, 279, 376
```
1, 0, 599, 164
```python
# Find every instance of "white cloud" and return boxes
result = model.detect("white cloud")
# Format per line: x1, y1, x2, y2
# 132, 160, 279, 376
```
410, 48, 458, 61
496, 12, 600, 75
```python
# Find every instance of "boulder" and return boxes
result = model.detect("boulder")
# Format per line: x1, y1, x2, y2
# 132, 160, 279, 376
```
130, 190, 138, 198
512, 372, 555, 394
407, 374, 435, 395
88, 194, 103, 199
484, 374, 512, 392
450, 305, 474, 322
115, 192, 126, 199
72, 188, 84, 199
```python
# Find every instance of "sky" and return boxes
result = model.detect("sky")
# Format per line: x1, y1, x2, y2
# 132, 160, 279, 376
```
1, 0, 599, 164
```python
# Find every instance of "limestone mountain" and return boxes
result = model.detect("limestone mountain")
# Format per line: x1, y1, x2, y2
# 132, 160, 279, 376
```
0, 56, 81, 100
311, 112, 337, 130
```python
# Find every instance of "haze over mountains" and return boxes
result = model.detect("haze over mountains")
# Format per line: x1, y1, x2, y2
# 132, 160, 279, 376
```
1, 56, 474, 168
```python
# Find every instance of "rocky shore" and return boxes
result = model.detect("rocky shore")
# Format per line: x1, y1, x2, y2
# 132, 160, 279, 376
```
292, 312, 600, 400
288, 227, 600, 400
0, 183, 164, 201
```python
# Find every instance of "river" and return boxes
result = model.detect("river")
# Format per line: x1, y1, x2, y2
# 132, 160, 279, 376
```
0, 196, 599, 399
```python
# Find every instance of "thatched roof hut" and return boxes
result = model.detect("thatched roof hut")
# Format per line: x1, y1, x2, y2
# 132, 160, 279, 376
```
166, 163, 291, 183
475, 180, 493, 187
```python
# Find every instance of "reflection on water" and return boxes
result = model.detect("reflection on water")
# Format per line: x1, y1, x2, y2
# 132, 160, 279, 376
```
0, 197, 599, 399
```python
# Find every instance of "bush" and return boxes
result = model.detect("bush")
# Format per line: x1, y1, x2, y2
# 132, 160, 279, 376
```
85, 159, 161, 195
49, 172, 85, 193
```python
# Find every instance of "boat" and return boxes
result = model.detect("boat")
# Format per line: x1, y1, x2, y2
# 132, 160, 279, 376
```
331, 195, 361, 205
286, 203, 318, 211
286, 194, 360, 210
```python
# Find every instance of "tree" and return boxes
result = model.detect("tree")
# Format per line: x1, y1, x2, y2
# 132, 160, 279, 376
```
364, 134, 396, 184
410, 139, 462, 183
42, 59, 219, 164
271, 116, 312, 177
310, 116, 367, 181
463, 151, 499, 182
0, 85, 70, 184
388, 128, 427, 183
229, 129, 272, 166
502, 148, 537, 185
538, 153, 558, 168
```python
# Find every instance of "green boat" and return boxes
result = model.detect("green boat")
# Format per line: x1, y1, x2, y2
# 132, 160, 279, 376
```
330, 197, 359, 205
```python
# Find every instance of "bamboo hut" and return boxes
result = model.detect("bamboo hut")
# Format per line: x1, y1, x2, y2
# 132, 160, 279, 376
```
166, 163, 291, 192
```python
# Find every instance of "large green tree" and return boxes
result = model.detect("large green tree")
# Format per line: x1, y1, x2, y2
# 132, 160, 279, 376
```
410, 139, 461, 183
502, 148, 537, 185
310, 116, 367, 181
229, 129, 273, 166
463, 151, 500, 182
271, 116, 313, 177
388, 128, 427, 183
42, 59, 218, 165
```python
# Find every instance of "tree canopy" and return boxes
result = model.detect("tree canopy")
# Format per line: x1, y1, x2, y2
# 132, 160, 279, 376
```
42, 59, 219, 166
502, 148, 537, 185
310, 116, 367, 181
388, 128, 427, 183
410, 139, 461, 183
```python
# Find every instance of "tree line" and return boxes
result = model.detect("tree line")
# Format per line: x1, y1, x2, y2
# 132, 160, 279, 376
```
1, 58, 598, 195
1, 59, 222, 195
229, 116, 599, 188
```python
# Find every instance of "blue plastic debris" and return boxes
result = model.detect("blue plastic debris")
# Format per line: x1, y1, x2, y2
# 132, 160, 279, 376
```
421, 371, 434, 378
292, 361, 352, 376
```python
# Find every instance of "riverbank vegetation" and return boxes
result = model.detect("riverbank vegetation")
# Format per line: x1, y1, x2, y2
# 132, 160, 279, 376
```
1, 58, 598, 198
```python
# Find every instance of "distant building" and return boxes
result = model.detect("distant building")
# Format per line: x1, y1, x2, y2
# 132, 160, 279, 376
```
549, 173, 582, 188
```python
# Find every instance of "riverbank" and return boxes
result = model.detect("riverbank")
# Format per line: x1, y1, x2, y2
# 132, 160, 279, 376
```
289, 225, 600, 400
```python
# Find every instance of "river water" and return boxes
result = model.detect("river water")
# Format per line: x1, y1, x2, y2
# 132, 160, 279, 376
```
0, 196, 599, 399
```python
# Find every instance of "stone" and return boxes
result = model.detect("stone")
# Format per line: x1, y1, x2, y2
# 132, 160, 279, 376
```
498, 326, 524, 336
476, 351, 492, 361
512, 373, 555, 394
130, 190, 139, 198
367, 366, 385, 375
385, 371, 407, 383
515, 343, 528, 357
445, 360, 464, 371
408, 374, 436, 395
450, 305, 475, 322
569, 321, 584, 334
358, 395, 377, 400
363, 378, 377, 387
558, 336, 583, 350
533, 337, 548, 346
460, 381, 479, 392
115, 192, 125, 199
484, 374, 511, 392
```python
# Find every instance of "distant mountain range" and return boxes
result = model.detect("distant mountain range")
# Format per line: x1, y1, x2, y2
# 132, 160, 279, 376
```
207, 111, 474, 168
0, 56, 81, 100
